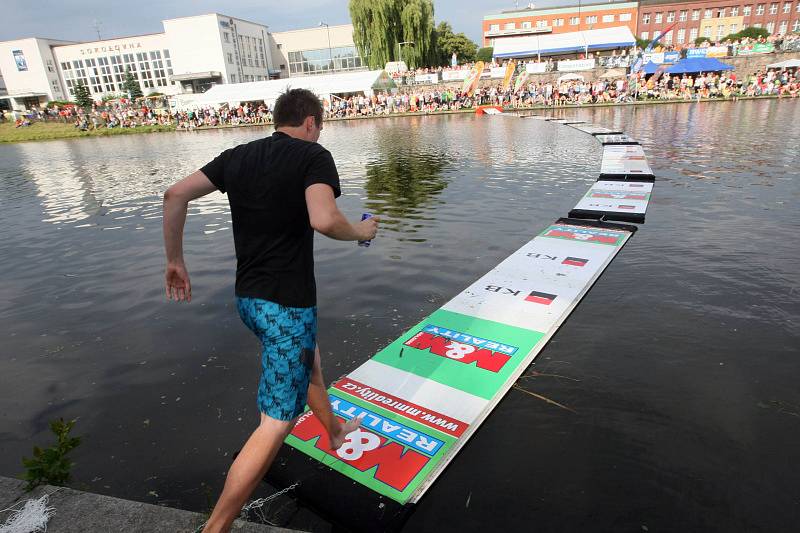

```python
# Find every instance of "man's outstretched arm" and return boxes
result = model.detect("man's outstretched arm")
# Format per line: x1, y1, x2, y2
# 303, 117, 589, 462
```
306, 183, 379, 241
163, 170, 219, 302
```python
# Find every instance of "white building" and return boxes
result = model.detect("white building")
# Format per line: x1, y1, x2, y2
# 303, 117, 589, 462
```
270, 24, 364, 78
52, 33, 177, 100
0, 38, 74, 110
0, 13, 363, 111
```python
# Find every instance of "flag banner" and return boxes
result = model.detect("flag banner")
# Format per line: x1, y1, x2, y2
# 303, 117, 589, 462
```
502, 60, 517, 92
268, 119, 653, 532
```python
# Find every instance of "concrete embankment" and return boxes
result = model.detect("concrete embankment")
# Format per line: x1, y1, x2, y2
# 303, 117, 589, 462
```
0, 476, 299, 533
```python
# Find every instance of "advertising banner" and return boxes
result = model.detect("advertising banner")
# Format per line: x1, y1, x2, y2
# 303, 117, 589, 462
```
643, 52, 664, 64
490, 66, 507, 78
441, 70, 470, 81
501, 60, 516, 91
557, 58, 596, 72
737, 43, 775, 55
414, 73, 439, 84
13, 50, 28, 71
705, 45, 729, 58
525, 62, 548, 74
686, 48, 708, 58
663, 51, 680, 63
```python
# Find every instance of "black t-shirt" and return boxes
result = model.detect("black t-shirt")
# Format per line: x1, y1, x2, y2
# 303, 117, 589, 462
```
201, 131, 340, 308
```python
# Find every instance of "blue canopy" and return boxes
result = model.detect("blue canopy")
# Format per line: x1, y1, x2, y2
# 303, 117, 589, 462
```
669, 57, 734, 73
642, 57, 734, 75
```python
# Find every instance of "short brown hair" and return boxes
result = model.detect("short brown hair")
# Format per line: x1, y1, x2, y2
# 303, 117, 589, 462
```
273, 88, 323, 128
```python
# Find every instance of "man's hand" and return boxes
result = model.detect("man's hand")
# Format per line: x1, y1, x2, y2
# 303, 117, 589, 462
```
355, 216, 380, 241
165, 261, 192, 302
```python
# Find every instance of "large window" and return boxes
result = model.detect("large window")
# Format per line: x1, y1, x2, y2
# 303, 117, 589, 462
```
642, 13, 651, 24
744, 5, 752, 16
602, 14, 614, 23
288, 46, 364, 76
620, 13, 631, 21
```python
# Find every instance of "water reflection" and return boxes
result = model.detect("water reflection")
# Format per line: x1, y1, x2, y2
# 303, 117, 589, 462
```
0, 101, 799, 532
363, 138, 450, 239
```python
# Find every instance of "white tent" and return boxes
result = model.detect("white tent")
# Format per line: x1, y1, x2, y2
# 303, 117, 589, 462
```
493, 26, 635, 59
173, 70, 395, 109
767, 58, 800, 69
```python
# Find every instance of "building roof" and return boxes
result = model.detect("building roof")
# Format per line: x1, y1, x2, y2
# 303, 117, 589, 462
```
493, 26, 636, 58
485, 1, 637, 20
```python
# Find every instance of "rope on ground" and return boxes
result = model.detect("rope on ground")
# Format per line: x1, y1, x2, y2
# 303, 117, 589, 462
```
0, 489, 59, 533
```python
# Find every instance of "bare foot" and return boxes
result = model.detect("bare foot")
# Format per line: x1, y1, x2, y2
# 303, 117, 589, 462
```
330, 415, 364, 450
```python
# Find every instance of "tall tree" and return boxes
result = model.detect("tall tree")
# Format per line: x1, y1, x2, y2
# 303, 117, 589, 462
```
432, 22, 478, 65
73, 82, 93, 108
400, 0, 435, 68
350, 0, 435, 69
122, 68, 143, 99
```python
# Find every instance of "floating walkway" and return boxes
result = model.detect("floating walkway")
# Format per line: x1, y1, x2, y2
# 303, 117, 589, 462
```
269, 116, 654, 531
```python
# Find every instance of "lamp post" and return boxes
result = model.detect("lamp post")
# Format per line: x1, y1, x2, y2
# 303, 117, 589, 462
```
319, 22, 332, 72
397, 41, 414, 65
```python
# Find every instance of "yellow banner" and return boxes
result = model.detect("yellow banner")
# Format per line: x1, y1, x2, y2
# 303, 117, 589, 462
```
462, 61, 485, 96
502, 60, 516, 92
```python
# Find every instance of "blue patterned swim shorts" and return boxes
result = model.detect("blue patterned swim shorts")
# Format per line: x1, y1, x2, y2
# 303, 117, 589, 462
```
236, 297, 317, 421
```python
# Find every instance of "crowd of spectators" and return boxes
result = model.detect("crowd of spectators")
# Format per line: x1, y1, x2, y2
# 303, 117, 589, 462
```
3, 35, 798, 130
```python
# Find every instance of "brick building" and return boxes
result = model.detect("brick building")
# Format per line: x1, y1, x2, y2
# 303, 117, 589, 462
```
637, 0, 800, 46
482, 2, 639, 47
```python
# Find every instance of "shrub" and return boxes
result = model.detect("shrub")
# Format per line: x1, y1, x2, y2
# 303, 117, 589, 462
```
21, 418, 82, 490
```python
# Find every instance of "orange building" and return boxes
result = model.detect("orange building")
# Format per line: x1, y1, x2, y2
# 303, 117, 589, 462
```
482, 2, 639, 47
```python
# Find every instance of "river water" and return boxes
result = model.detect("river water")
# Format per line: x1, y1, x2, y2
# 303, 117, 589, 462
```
1, 100, 799, 531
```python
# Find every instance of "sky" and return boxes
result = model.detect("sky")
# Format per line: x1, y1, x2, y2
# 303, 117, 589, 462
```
2, 0, 570, 47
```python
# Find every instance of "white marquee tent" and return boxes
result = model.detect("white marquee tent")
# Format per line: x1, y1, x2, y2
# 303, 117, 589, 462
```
171, 70, 395, 110
766, 58, 800, 69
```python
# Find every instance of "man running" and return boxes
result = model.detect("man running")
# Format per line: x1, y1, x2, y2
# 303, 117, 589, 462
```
162, 88, 379, 533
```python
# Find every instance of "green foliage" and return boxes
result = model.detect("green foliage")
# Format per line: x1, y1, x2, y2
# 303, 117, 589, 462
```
73, 83, 93, 108
46, 100, 76, 108
476, 47, 494, 63
432, 22, 478, 65
731, 26, 771, 40
123, 68, 144, 99
21, 418, 82, 490
636, 38, 652, 49
694, 36, 711, 46
101, 92, 126, 102
349, 0, 436, 69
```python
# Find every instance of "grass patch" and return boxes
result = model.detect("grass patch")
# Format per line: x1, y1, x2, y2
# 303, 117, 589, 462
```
0, 121, 175, 143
